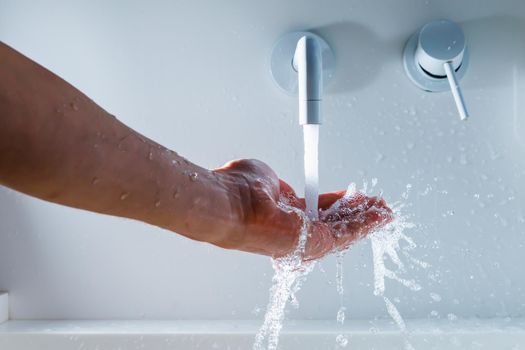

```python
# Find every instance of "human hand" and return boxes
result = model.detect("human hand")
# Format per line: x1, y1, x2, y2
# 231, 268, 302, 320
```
213, 159, 393, 260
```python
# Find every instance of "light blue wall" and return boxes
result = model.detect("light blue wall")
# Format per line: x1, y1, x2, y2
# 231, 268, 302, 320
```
0, 0, 524, 320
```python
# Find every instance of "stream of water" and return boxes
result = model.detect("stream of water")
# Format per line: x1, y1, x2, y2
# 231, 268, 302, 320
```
254, 125, 425, 349
302, 124, 320, 220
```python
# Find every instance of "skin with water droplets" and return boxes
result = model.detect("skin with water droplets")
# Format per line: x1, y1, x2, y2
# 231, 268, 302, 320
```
120, 192, 129, 200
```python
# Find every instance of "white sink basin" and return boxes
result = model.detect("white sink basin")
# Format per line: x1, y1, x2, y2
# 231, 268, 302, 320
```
1, 319, 525, 350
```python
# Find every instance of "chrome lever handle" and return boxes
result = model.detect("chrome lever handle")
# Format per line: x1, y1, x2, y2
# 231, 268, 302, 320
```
444, 61, 469, 121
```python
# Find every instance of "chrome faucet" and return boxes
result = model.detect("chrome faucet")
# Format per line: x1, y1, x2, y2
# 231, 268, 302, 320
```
270, 31, 335, 125
403, 19, 470, 120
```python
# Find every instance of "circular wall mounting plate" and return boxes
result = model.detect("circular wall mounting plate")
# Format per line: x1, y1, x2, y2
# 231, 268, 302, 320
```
403, 32, 469, 92
270, 31, 335, 95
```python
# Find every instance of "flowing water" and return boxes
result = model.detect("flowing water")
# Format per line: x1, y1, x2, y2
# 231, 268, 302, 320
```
253, 205, 315, 350
370, 195, 428, 349
254, 123, 425, 349
253, 125, 320, 350
302, 124, 319, 220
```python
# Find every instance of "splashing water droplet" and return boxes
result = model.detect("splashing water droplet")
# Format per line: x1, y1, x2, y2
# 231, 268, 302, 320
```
430, 292, 442, 302
120, 192, 129, 200
337, 306, 346, 325
447, 313, 458, 321
335, 334, 348, 347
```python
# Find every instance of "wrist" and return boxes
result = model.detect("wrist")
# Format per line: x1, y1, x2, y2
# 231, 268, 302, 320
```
206, 170, 247, 250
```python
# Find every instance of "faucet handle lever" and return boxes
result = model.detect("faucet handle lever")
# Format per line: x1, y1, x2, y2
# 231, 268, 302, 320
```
403, 19, 471, 121
443, 61, 469, 121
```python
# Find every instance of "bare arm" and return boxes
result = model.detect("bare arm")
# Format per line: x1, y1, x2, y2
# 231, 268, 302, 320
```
0, 41, 392, 259
0, 41, 237, 245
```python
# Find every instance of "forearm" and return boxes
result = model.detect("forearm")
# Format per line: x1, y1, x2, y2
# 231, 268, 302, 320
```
0, 41, 237, 244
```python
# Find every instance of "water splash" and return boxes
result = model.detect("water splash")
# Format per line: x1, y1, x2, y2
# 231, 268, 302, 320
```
254, 177, 423, 350
253, 205, 314, 350
335, 250, 348, 346
369, 198, 427, 350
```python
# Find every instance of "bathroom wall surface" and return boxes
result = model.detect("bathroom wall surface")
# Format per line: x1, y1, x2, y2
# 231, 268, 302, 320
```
0, 0, 524, 320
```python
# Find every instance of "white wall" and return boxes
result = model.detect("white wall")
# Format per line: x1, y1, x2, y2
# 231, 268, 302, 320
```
0, 0, 524, 320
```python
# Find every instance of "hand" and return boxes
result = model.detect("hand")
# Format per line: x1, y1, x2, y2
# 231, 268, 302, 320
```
213, 159, 393, 260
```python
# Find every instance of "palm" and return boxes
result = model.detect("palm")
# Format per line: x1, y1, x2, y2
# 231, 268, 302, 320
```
215, 159, 393, 260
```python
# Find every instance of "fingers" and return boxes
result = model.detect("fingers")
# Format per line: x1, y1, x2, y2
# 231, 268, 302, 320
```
283, 190, 349, 212
318, 190, 347, 210
279, 179, 296, 197
278, 180, 304, 209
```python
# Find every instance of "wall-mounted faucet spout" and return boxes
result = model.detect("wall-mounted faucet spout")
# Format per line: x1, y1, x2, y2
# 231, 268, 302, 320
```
270, 31, 335, 102
270, 32, 334, 220
293, 36, 323, 125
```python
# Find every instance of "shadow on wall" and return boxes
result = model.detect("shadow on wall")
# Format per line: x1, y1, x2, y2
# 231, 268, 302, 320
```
309, 21, 401, 94
462, 15, 525, 89
461, 15, 525, 153
305, 15, 525, 94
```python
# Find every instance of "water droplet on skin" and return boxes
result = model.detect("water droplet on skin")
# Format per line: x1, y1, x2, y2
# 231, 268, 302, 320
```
172, 188, 180, 199
154, 200, 161, 208
171, 159, 179, 166
148, 152, 153, 160
91, 177, 99, 185
70, 102, 79, 111
120, 192, 129, 200
189, 172, 198, 181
